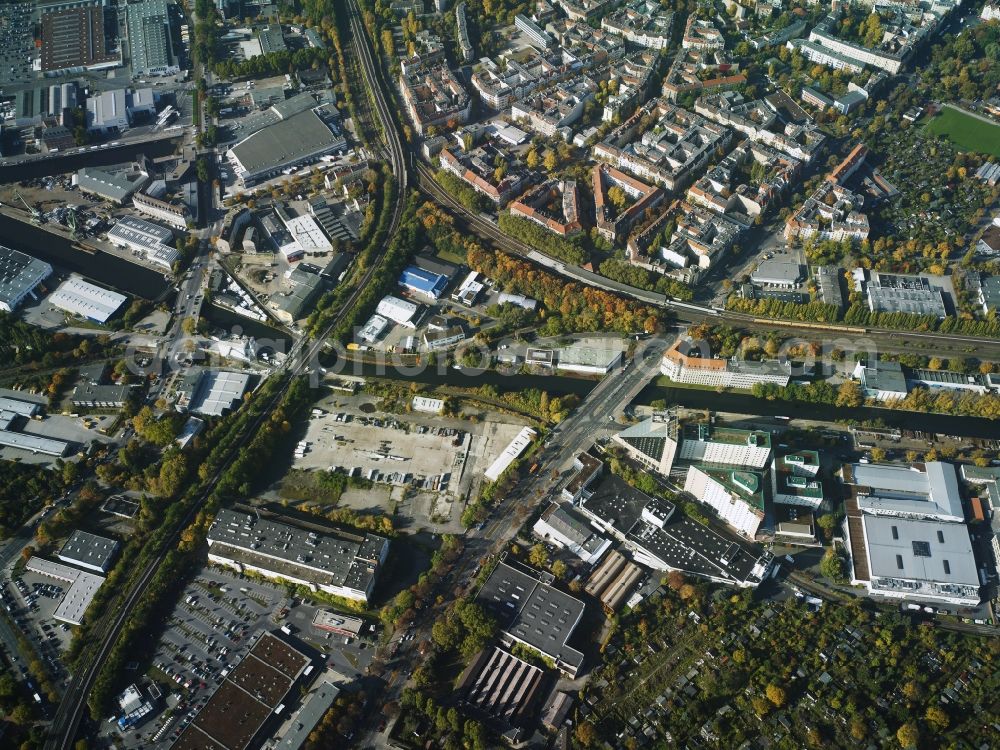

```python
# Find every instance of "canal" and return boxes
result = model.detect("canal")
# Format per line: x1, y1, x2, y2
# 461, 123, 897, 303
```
0, 213, 171, 300
635, 384, 1000, 439
315, 358, 1000, 439
202, 303, 293, 352
0, 138, 181, 182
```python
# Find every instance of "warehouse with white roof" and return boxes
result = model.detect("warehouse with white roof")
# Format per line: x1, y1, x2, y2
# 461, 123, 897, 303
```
484, 426, 537, 481
25, 557, 106, 625
48, 277, 127, 323
0, 247, 53, 313
376, 295, 421, 328
107, 215, 178, 269
842, 461, 982, 607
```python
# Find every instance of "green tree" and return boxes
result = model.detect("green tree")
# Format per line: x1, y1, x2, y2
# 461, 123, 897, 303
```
820, 547, 844, 581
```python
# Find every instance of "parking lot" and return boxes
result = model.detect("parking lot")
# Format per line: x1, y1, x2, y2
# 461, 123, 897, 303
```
106, 565, 377, 749
0, 3, 35, 86
2, 574, 69, 688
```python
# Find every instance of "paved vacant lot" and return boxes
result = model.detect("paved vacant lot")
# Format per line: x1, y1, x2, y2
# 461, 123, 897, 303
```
295, 410, 527, 499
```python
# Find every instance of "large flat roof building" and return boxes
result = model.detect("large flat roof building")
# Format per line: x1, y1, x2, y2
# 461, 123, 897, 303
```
843, 462, 964, 522
107, 215, 178, 269
207, 509, 389, 603
48, 277, 127, 323
40, 4, 119, 72
76, 159, 151, 203
57, 530, 119, 573
178, 369, 251, 417
574, 470, 772, 586
226, 109, 346, 186
477, 561, 585, 676
0, 247, 53, 313
842, 461, 980, 607
126, 0, 176, 76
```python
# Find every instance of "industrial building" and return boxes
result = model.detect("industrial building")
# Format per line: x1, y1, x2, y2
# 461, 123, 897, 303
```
477, 561, 585, 676
39, 4, 119, 72
25, 556, 105, 625
76, 158, 151, 204
585, 549, 642, 611
85, 88, 157, 133
555, 340, 624, 375
226, 107, 347, 186
57, 530, 119, 573
48, 277, 127, 323
853, 359, 908, 402
0, 396, 70, 457
460, 647, 546, 729
375, 295, 421, 328
207, 509, 389, 603
532, 502, 612, 564
126, 0, 177, 76
107, 215, 178, 269
399, 266, 448, 299
171, 631, 312, 750
571, 463, 772, 587
842, 461, 981, 607
274, 681, 340, 750
70, 383, 133, 409
176, 369, 252, 417
0, 247, 53, 313
484, 426, 537, 482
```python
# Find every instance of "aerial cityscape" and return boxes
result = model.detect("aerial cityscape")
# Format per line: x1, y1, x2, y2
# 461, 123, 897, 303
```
0, 0, 996, 747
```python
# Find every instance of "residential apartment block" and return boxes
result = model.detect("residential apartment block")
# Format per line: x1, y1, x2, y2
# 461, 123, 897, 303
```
509, 179, 583, 237
399, 62, 471, 136
601, 1, 674, 49
660, 337, 791, 389
593, 101, 731, 191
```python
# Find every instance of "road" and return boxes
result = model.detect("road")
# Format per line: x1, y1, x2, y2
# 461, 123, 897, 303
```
44, 0, 408, 742
355, 338, 670, 748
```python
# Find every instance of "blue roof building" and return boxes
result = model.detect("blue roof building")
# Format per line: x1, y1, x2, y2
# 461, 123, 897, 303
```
399, 266, 448, 299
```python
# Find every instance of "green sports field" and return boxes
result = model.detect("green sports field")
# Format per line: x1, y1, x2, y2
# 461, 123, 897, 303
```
925, 106, 1000, 157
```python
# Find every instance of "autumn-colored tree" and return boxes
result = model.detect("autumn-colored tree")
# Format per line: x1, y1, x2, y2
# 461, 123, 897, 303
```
574, 721, 597, 747
896, 722, 919, 749
765, 683, 786, 707
925, 704, 949, 730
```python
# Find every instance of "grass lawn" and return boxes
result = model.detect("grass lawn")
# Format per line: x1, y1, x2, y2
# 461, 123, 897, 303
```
925, 106, 1000, 157
434, 246, 467, 265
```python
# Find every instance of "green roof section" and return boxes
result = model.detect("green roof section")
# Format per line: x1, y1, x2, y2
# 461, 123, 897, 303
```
697, 465, 766, 512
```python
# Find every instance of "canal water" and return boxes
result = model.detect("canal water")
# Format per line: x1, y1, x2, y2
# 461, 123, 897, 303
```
0, 139, 180, 182
202, 303, 293, 351
0, 213, 171, 300
635, 384, 1000, 439
312, 356, 1000, 438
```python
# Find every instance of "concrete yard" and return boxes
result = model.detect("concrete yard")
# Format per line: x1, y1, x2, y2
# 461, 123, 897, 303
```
294, 408, 528, 501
